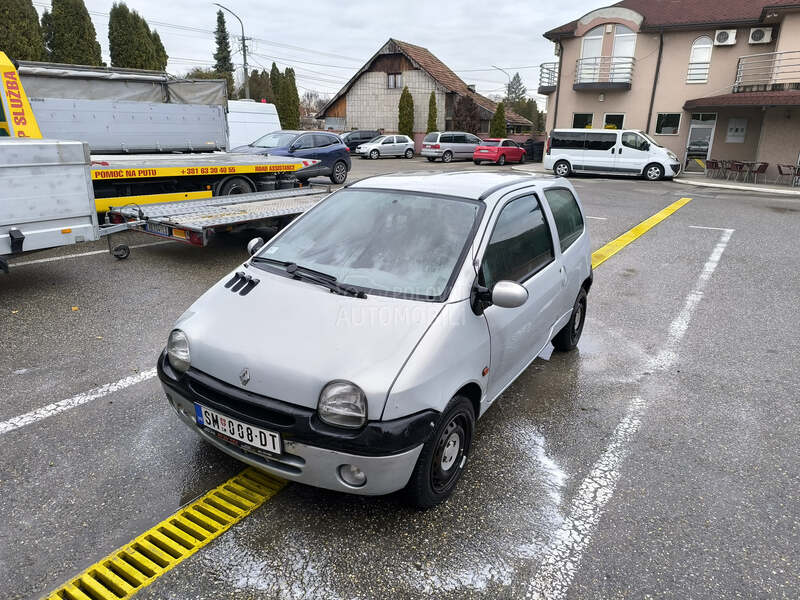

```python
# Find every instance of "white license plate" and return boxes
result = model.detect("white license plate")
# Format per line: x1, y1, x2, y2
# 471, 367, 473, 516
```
479, 149, 489, 153
194, 403, 282, 455
147, 223, 170, 237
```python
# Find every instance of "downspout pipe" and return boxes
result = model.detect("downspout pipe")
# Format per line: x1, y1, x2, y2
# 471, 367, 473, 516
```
551, 41, 564, 131
646, 30, 664, 133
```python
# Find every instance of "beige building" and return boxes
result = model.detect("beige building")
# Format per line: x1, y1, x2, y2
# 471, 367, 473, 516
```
540, 0, 800, 178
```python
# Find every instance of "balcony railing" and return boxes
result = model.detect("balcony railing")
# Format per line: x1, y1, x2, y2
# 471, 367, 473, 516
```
734, 50, 800, 92
574, 56, 635, 90
538, 62, 559, 94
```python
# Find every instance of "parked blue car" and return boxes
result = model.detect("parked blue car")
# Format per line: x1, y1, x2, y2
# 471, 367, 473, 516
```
231, 130, 351, 184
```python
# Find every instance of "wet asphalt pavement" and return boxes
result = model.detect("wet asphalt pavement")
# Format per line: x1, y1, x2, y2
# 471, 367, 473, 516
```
1, 157, 798, 599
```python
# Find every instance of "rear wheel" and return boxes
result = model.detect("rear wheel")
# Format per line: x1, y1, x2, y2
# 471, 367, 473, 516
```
644, 163, 664, 181
406, 396, 474, 508
497, 154, 506, 166
442, 150, 453, 163
217, 176, 255, 196
552, 288, 587, 351
404, 148, 414, 159
473, 159, 481, 165
369, 149, 380, 160
329, 161, 348, 184
554, 160, 571, 177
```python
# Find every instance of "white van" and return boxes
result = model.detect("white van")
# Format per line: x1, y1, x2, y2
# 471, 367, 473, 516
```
544, 128, 680, 180
227, 100, 281, 151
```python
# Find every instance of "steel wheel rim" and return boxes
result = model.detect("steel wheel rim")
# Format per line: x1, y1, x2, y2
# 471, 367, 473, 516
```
431, 415, 467, 493
573, 302, 584, 333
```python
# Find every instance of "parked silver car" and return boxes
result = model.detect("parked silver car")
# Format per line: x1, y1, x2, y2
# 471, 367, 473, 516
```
158, 172, 592, 507
356, 134, 415, 159
421, 131, 483, 162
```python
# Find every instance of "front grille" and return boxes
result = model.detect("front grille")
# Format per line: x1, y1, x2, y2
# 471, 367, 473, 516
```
187, 375, 297, 429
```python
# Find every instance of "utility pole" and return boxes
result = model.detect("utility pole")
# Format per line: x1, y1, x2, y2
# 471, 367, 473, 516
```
214, 3, 249, 99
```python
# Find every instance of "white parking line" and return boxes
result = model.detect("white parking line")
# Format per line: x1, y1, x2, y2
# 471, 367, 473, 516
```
0, 369, 156, 435
8, 241, 171, 268
688, 225, 735, 232
526, 228, 733, 600
585, 216, 607, 220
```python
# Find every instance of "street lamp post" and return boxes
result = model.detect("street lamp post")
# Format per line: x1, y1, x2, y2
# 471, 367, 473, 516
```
214, 3, 249, 99
492, 65, 511, 134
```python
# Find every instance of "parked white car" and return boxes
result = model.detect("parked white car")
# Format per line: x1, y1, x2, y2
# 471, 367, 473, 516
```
544, 128, 681, 180
356, 134, 415, 159
158, 172, 592, 507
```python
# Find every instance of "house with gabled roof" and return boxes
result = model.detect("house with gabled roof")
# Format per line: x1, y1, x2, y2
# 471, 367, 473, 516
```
315, 39, 532, 144
540, 0, 800, 178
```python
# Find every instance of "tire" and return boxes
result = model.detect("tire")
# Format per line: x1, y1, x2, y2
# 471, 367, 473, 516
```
369, 149, 380, 160
442, 150, 453, 163
427, 157, 436, 163
519, 153, 526, 164
404, 148, 414, 159
554, 160, 571, 177
297, 178, 309, 186
552, 288, 587, 352
217, 176, 255, 196
329, 161, 348, 184
473, 159, 481, 165
644, 163, 664, 181
112, 244, 130, 260
497, 154, 506, 166
406, 395, 475, 508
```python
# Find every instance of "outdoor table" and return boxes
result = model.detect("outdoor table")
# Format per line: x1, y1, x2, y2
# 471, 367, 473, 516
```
739, 160, 758, 183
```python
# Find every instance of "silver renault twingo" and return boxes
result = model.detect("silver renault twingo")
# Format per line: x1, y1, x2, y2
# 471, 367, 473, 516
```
158, 172, 592, 507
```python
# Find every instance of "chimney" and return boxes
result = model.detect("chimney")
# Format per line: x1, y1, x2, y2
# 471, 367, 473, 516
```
467, 84, 476, 92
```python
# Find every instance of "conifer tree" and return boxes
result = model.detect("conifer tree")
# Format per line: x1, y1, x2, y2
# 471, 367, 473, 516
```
213, 10, 234, 98
0, 0, 45, 61
280, 67, 300, 129
426, 91, 437, 133
398, 86, 414, 138
46, 0, 102, 66
490, 101, 507, 138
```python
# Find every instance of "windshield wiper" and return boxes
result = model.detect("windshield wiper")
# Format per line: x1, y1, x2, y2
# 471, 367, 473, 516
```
250, 256, 366, 298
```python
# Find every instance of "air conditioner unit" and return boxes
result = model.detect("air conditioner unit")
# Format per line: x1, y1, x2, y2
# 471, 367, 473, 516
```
749, 27, 773, 44
714, 29, 737, 46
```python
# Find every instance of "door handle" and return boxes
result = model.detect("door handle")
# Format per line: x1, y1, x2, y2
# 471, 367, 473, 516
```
559, 265, 567, 286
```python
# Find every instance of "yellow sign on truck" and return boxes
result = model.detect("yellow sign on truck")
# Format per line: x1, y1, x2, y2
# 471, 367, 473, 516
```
0, 52, 43, 138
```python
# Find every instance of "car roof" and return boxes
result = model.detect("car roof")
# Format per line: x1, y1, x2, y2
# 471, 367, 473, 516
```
347, 171, 556, 201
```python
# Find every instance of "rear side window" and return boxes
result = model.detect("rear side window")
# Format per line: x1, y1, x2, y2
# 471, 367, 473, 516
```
544, 188, 584, 252
424, 132, 439, 143
453, 134, 468, 143
481, 195, 555, 288
312, 134, 331, 147
586, 133, 617, 151
551, 132, 586, 150
294, 135, 315, 149
466, 134, 481, 144
440, 134, 455, 143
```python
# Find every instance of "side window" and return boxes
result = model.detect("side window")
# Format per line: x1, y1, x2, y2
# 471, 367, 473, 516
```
586, 132, 617, 150
382, 136, 395, 144
311, 134, 331, 147
501, 140, 513, 147
440, 134, 454, 143
551, 132, 586, 150
480, 195, 555, 288
544, 188, 585, 252
453, 133, 468, 143
294, 135, 315, 150
621, 132, 648, 151
466, 134, 481, 144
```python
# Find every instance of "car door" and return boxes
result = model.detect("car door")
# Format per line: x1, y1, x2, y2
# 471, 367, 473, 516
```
582, 132, 618, 173
314, 133, 343, 174
290, 134, 325, 175
465, 134, 482, 157
380, 135, 397, 156
542, 186, 588, 312
479, 193, 565, 401
616, 131, 652, 175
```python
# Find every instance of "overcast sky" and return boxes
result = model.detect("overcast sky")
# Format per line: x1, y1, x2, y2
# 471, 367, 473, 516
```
34, 0, 609, 107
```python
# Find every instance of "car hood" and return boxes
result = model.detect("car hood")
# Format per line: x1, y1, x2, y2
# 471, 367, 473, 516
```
176, 266, 443, 420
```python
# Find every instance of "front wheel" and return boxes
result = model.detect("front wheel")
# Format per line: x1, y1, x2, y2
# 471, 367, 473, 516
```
329, 161, 348, 184
405, 396, 474, 508
644, 163, 664, 181
473, 159, 481, 165
442, 150, 453, 163
404, 148, 414, 159
554, 160, 571, 177
552, 288, 587, 351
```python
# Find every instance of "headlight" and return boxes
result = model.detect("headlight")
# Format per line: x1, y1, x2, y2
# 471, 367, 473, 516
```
318, 381, 367, 428
167, 329, 191, 373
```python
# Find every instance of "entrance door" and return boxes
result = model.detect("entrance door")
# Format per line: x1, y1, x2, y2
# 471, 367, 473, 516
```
685, 113, 716, 172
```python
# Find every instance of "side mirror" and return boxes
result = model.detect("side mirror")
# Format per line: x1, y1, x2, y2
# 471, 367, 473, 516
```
288, 145, 296, 153
643, 143, 650, 151
247, 237, 264, 256
491, 281, 528, 309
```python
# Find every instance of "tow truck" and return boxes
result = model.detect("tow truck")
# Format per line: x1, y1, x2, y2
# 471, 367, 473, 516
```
0, 52, 328, 270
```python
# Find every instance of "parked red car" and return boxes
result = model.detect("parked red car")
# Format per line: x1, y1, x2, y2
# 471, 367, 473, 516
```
473, 138, 526, 165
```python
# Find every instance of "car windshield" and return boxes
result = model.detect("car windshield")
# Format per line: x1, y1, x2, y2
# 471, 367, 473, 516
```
481, 140, 500, 146
250, 132, 298, 148
257, 189, 482, 300
639, 132, 662, 147
370, 136, 387, 144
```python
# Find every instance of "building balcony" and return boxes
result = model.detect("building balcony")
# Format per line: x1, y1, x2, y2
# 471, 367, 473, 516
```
573, 56, 634, 90
538, 62, 559, 95
734, 50, 800, 92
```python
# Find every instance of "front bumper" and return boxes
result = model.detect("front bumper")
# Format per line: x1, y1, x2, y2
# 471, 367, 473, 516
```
158, 351, 435, 495
668, 162, 681, 176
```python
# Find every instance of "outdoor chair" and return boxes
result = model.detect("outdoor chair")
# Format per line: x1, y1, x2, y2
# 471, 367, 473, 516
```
726, 161, 745, 181
750, 162, 769, 185
776, 164, 796, 185
705, 159, 721, 178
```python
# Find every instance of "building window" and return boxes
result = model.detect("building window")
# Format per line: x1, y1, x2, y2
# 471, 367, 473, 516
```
655, 113, 681, 135
573, 113, 593, 128
603, 113, 625, 129
388, 73, 403, 89
688, 36, 712, 83
725, 118, 747, 143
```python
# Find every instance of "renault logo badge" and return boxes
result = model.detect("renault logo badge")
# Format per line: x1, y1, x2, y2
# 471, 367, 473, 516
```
239, 368, 250, 386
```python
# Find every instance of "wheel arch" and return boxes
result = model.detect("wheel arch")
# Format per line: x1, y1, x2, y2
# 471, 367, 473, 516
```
454, 382, 483, 420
